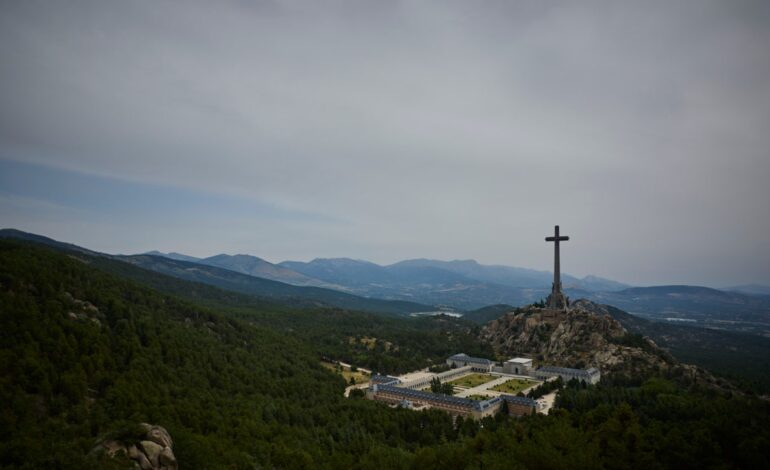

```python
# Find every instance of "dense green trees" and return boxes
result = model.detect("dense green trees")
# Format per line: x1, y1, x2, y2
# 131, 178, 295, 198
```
1, 241, 769, 468
227, 307, 495, 376
0, 242, 469, 467
527, 377, 564, 399
430, 378, 454, 395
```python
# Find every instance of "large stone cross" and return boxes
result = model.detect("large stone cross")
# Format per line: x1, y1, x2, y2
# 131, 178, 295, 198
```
545, 225, 569, 310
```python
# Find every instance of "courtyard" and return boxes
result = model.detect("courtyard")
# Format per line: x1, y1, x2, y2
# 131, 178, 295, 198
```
491, 378, 538, 395
448, 373, 497, 388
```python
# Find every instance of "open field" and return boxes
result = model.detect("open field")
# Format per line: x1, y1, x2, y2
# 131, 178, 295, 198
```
448, 373, 496, 388
321, 361, 370, 385
491, 378, 537, 394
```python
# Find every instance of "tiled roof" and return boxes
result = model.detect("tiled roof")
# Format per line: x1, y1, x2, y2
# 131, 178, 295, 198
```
448, 353, 493, 365
537, 366, 599, 378
371, 374, 400, 385
376, 385, 493, 411
506, 357, 533, 364
501, 395, 537, 407
374, 384, 537, 412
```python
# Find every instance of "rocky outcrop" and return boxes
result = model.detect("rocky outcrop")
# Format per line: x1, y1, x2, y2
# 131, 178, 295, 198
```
96, 423, 177, 470
63, 292, 103, 327
480, 300, 730, 389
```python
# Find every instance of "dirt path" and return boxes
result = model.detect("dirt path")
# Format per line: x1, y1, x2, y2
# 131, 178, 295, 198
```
337, 361, 372, 375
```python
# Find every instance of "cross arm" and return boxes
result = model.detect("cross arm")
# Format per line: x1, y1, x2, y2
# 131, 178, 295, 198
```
545, 236, 570, 242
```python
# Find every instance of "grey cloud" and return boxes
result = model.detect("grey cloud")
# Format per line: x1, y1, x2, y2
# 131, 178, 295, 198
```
1, 0, 769, 286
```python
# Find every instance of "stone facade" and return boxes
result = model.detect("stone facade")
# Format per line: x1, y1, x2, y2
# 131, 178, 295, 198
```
446, 353, 494, 372
367, 384, 535, 420
503, 395, 538, 417
534, 366, 601, 385
503, 357, 533, 376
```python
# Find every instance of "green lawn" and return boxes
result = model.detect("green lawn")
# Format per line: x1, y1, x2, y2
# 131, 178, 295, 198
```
491, 378, 537, 394
467, 394, 493, 401
448, 373, 496, 388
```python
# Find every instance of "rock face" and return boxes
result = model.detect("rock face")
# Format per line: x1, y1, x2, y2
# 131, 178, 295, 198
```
98, 423, 177, 470
63, 292, 104, 327
480, 299, 727, 388
143, 423, 173, 449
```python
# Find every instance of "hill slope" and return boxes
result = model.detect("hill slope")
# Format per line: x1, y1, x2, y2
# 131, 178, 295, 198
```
462, 304, 516, 325
573, 300, 770, 392
0, 241, 364, 467
470, 299, 770, 393
0, 228, 100, 255
479, 301, 731, 390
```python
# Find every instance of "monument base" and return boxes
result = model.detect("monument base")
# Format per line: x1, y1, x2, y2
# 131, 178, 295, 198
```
546, 286, 569, 311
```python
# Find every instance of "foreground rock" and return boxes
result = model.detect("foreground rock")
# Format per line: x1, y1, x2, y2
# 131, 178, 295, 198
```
95, 423, 177, 469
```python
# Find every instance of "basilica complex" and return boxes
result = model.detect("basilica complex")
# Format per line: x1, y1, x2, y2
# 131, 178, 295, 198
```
364, 226, 601, 420
365, 351, 600, 420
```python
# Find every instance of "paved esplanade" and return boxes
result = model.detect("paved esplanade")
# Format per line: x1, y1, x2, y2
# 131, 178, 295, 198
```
545, 225, 570, 310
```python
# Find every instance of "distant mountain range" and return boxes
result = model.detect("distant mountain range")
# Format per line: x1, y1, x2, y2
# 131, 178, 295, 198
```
0, 230, 431, 315
386, 258, 631, 292
587, 285, 770, 335
141, 251, 633, 310
2, 228, 769, 336
119, 254, 429, 315
143, 250, 201, 263
282, 257, 630, 291
184, 252, 342, 289
726, 284, 770, 296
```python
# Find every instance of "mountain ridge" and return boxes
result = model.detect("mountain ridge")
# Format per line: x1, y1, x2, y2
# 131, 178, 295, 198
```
144, 250, 201, 263
199, 253, 340, 289
725, 284, 770, 296
0, 229, 433, 315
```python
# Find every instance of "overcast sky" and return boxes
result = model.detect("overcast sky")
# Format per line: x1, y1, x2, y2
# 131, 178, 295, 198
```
1, 0, 769, 287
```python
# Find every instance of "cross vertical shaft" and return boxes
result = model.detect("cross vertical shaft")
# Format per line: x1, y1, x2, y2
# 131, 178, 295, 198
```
545, 225, 570, 310
553, 225, 561, 289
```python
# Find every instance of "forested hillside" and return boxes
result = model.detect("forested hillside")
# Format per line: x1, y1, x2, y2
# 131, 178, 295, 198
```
90, 252, 494, 375
0, 241, 463, 467
2, 241, 769, 469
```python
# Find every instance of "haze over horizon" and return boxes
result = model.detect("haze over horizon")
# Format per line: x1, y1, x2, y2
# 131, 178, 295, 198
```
2, 1, 769, 287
